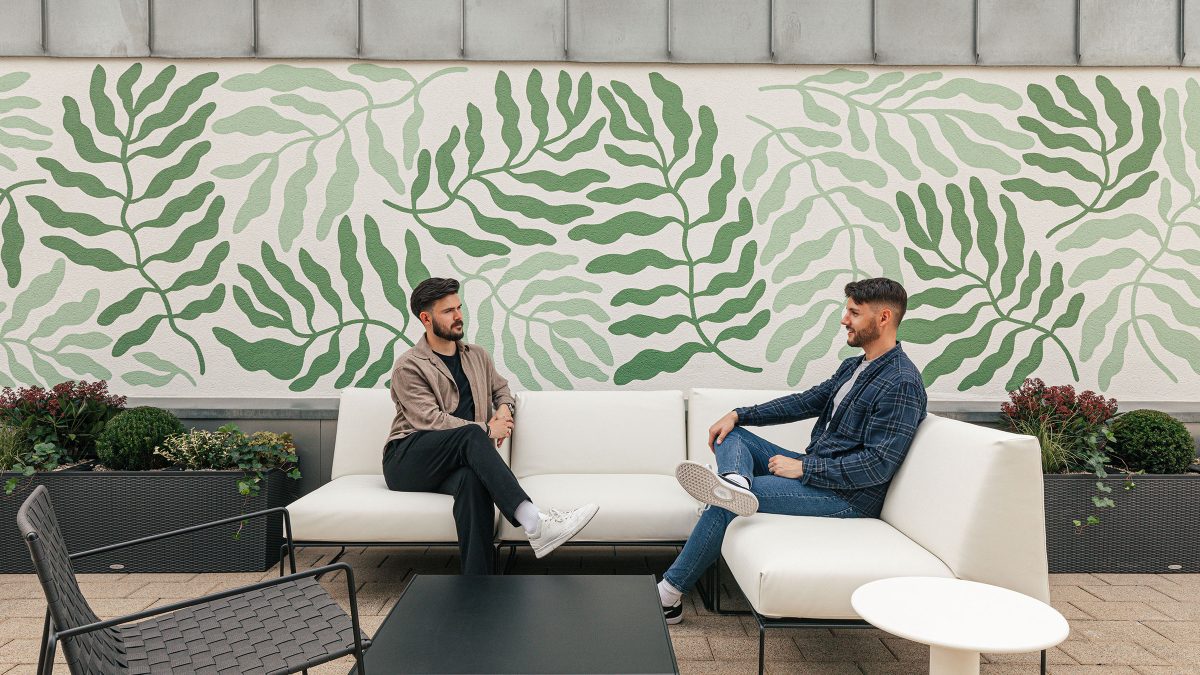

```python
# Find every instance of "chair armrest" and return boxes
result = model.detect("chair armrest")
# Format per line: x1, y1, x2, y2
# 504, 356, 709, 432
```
57, 562, 358, 640
69, 506, 295, 563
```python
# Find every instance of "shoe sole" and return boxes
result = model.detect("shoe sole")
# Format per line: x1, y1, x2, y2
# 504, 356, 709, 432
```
664, 611, 683, 625
532, 504, 599, 559
675, 461, 758, 517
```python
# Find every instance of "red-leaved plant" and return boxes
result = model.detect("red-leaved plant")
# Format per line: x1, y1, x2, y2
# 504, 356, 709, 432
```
0, 381, 126, 463
1001, 378, 1133, 529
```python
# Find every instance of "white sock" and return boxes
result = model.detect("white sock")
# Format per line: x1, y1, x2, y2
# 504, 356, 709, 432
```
658, 579, 683, 607
721, 472, 750, 490
516, 500, 541, 534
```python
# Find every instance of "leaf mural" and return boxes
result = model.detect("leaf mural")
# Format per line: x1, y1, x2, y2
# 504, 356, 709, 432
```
898, 179, 1084, 391
0, 259, 115, 387
745, 115, 903, 385
28, 64, 225, 386
449, 253, 612, 390
216, 215, 420, 391
761, 69, 1032, 179
213, 64, 463, 250
1069, 83, 1200, 390
1002, 75, 1161, 238
385, 70, 606, 258
571, 73, 767, 384
0, 71, 52, 287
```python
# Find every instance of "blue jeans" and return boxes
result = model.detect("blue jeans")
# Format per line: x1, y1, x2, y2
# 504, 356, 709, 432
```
662, 427, 864, 594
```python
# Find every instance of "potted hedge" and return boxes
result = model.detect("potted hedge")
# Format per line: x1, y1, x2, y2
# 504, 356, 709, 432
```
1, 381, 301, 574
1002, 378, 1200, 574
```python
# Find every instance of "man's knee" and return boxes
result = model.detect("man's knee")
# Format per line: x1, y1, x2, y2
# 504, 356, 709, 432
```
716, 426, 752, 454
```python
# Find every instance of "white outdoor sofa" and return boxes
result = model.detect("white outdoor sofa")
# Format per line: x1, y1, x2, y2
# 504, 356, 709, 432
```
288, 386, 1050, 673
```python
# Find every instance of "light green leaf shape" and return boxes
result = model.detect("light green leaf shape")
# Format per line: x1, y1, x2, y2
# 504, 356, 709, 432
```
1, 260, 65, 334
1068, 248, 1142, 286
316, 134, 360, 240
1056, 214, 1159, 251
212, 106, 309, 136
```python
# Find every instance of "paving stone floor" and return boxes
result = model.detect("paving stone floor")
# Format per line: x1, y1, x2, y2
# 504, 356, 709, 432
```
0, 546, 1196, 674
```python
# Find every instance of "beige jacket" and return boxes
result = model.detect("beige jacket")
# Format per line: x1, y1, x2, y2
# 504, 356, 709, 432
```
387, 335, 515, 442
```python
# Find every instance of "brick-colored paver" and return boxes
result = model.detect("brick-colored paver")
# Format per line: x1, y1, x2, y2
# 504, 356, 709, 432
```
0, 549, 1197, 674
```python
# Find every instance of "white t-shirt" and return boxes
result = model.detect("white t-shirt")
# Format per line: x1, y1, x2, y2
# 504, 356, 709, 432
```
832, 357, 872, 412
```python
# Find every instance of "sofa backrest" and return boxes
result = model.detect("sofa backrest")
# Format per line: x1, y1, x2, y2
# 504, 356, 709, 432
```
332, 387, 512, 479
686, 389, 815, 462
510, 390, 685, 477
881, 414, 1050, 603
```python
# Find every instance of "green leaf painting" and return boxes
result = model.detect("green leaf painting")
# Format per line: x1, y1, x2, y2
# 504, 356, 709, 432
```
0, 259, 114, 388
1069, 83, 1200, 390
385, 70, 603, 258
574, 73, 766, 384
745, 114, 903, 385
450, 253, 612, 390
216, 215, 420, 391
29, 64, 225, 386
762, 70, 1031, 179
0, 71, 51, 287
899, 179, 1083, 391
1003, 75, 1161, 238
214, 64, 463, 250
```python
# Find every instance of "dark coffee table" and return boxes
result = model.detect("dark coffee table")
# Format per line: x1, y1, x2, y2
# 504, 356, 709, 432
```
358, 574, 678, 674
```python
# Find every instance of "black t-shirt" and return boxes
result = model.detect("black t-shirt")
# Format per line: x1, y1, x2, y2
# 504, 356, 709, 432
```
435, 349, 475, 422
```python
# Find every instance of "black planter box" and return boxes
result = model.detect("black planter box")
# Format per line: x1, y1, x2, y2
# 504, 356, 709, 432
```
2, 469, 297, 574
1044, 473, 1200, 574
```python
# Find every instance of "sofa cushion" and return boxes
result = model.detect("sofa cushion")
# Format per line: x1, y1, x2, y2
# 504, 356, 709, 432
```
510, 390, 685, 477
882, 414, 1049, 603
288, 474, 496, 542
722, 514, 954, 619
687, 388, 815, 462
497, 474, 701, 542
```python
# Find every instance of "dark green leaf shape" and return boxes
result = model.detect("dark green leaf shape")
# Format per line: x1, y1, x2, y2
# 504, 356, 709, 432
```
496, 72, 522, 162
213, 329, 306, 380
592, 74, 762, 377
568, 212, 675, 245
1004, 76, 1162, 238
135, 72, 218, 143
36, 158, 121, 199
339, 216, 367, 314
480, 178, 592, 225
143, 197, 222, 265
112, 314, 166, 356
136, 182, 215, 231
62, 97, 119, 163
900, 180, 1081, 389
262, 242, 316, 328
614, 343, 710, 385
510, 168, 608, 193
40, 236, 130, 271
98, 287, 153, 326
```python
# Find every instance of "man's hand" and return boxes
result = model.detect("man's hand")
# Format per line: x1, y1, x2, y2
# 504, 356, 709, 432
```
495, 403, 513, 422
768, 455, 804, 479
487, 416, 513, 448
707, 410, 739, 451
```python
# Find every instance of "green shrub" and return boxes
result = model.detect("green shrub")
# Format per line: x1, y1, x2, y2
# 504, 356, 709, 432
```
96, 407, 185, 471
155, 427, 239, 470
1110, 409, 1197, 474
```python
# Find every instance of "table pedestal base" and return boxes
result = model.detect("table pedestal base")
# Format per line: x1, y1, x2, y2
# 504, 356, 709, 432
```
930, 645, 980, 675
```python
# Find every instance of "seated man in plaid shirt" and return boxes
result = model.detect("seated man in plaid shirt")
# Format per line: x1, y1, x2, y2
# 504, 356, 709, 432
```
658, 278, 928, 624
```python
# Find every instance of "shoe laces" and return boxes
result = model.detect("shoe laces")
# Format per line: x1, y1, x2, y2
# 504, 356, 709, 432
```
545, 507, 573, 523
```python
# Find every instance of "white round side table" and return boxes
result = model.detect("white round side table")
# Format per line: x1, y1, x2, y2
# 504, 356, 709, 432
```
851, 576, 1069, 675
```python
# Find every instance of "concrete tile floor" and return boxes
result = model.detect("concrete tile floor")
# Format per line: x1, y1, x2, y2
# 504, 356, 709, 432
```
0, 546, 1196, 674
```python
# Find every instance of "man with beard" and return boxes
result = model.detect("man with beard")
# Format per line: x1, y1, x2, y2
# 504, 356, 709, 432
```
385, 277, 598, 574
656, 278, 928, 624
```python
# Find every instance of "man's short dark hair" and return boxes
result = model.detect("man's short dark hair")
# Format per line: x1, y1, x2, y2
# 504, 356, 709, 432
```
844, 278, 907, 323
410, 277, 460, 318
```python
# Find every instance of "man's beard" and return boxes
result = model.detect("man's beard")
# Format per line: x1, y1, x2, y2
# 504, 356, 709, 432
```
433, 320, 464, 342
846, 324, 879, 347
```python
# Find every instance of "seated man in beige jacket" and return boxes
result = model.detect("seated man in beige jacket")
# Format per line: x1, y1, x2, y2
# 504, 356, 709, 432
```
385, 277, 598, 574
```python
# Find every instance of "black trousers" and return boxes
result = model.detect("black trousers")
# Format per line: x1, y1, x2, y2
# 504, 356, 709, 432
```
383, 425, 530, 575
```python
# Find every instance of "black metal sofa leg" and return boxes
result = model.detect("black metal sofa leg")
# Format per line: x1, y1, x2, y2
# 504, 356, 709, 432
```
1042, 648, 1047, 674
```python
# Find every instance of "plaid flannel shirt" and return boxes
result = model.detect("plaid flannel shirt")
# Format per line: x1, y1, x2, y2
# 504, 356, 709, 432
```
734, 343, 927, 517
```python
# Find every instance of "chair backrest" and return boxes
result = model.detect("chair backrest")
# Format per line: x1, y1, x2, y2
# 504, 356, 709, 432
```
17, 485, 128, 673
331, 387, 407, 479
510, 390, 685, 478
881, 414, 1050, 603
686, 389, 816, 462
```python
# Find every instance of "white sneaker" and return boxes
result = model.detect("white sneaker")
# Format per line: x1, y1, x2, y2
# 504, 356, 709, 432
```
528, 504, 599, 558
675, 460, 758, 517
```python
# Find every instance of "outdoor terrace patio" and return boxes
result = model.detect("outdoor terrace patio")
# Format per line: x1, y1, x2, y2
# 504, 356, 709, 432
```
1, 546, 1197, 674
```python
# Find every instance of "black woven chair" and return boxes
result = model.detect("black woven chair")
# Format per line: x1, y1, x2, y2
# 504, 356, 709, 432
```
17, 485, 369, 674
